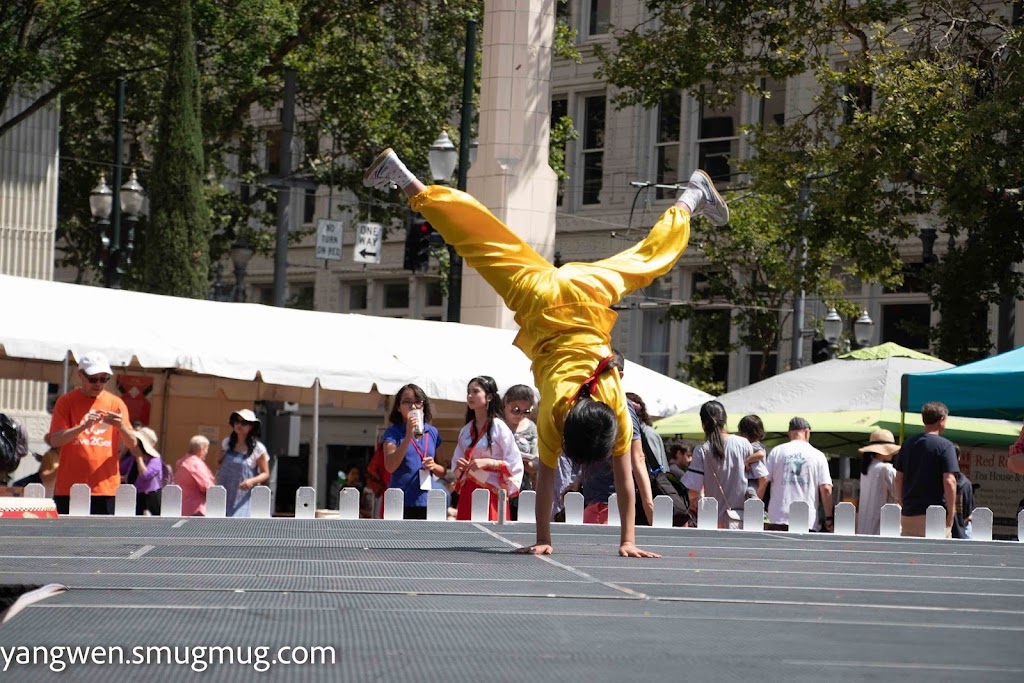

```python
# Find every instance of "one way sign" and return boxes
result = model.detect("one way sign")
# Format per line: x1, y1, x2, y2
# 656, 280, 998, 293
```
353, 222, 383, 264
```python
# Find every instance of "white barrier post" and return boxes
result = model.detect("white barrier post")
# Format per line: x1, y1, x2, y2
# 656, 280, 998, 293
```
68, 483, 92, 516
295, 486, 316, 519
114, 484, 137, 517
23, 483, 45, 498
652, 495, 673, 528
743, 498, 764, 531
788, 501, 811, 534
497, 490, 508, 525
697, 497, 718, 530
426, 489, 447, 521
563, 491, 584, 525
970, 507, 992, 541
383, 489, 404, 520
205, 486, 227, 518
834, 501, 856, 536
880, 503, 901, 537
606, 493, 621, 527
517, 490, 536, 523
338, 487, 360, 520
250, 486, 272, 518
1018, 510, 1024, 542
471, 488, 491, 521
925, 505, 946, 539
161, 485, 183, 518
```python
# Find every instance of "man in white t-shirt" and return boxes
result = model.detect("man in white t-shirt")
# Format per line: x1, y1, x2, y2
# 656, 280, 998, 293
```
765, 417, 834, 532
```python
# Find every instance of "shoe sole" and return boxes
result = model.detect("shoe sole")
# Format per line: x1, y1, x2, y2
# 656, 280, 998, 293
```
362, 147, 395, 187
694, 169, 729, 226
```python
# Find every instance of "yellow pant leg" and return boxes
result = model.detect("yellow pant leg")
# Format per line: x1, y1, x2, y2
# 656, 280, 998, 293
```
566, 205, 691, 308
409, 185, 551, 312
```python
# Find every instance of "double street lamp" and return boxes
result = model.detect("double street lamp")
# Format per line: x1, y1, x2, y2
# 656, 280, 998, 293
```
89, 168, 145, 289
823, 307, 875, 359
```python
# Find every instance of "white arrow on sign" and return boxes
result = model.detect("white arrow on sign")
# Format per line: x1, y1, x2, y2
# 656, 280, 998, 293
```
315, 219, 344, 260
353, 222, 383, 264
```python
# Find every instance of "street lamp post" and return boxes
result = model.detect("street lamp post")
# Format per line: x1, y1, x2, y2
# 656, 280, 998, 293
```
853, 309, 875, 348
89, 168, 145, 288
823, 308, 843, 359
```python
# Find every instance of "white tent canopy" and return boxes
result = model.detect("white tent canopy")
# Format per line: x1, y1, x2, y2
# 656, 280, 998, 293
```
0, 274, 710, 416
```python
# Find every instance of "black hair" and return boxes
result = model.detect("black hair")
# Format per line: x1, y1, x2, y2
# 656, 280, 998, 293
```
699, 400, 728, 462
669, 443, 690, 458
228, 417, 261, 456
860, 453, 876, 476
737, 415, 765, 443
465, 376, 503, 447
563, 395, 618, 466
625, 391, 652, 426
388, 384, 432, 426
502, 384, 536, 407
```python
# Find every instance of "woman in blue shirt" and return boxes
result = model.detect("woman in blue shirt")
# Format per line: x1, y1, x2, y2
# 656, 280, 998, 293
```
382, 384, 444, 519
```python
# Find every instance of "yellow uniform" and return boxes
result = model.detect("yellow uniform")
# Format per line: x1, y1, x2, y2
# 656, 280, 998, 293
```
410, 186, 691, 469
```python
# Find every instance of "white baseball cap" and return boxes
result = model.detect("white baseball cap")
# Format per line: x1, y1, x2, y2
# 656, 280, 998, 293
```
78, 351, 113, 377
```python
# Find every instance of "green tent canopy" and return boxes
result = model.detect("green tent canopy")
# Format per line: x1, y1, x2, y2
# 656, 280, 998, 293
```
654, 342, 1021, 454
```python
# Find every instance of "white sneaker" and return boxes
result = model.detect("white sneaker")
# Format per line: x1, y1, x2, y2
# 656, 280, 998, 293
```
362, 148, 414, 190
688, 170, 730, 226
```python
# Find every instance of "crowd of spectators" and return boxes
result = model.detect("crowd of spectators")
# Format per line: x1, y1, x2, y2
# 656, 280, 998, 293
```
1, 349, 1019, 536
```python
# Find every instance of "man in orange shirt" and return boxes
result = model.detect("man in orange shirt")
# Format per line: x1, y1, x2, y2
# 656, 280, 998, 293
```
49, 352, 136, 515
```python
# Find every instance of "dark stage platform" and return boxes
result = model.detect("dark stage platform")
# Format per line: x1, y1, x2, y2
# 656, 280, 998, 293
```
1, 518, 1023, 681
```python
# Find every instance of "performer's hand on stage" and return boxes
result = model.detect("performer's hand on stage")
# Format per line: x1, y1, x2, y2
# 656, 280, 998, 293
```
619, 542, 660, 559
515, 543, 553, 555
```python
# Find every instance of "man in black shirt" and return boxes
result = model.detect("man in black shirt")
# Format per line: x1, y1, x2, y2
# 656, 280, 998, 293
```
894, 402, 959, 537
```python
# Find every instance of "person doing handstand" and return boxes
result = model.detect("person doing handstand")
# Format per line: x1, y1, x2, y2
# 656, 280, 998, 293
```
364, 148, 729, 557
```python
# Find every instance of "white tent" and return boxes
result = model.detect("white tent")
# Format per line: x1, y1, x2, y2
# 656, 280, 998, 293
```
1, 275, 711, 489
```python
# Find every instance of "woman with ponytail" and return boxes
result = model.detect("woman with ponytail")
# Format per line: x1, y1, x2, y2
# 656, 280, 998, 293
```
681, 401, 753, 529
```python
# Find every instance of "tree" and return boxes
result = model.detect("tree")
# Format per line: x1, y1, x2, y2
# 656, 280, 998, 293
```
596, 1, 1023, 367
140, 0, 211, 297
5, 1, 485, 288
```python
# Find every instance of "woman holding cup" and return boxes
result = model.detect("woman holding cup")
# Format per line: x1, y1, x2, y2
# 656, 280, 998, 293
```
382, 384, 444, 520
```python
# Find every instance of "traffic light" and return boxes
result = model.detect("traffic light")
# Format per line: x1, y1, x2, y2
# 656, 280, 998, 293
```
404, 214, 434, 272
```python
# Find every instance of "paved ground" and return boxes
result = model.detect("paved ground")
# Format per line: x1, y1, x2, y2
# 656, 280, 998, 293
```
1, 518, 1023, 681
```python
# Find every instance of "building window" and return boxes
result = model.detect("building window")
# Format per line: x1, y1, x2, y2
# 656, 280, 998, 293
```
747, 352, 778, 385
881, 303, 931, 352
685, 272, 731, 392
638, 276, 673, 374
265, 128, 283, 177
588, 0, 610, 36
760, 77, 786, 128
551, 97, 569, 207
843, 81, 873, 126
303, 188, 316, 224
425, 281, 444, 308
286, 284, 315, 310
656, 91, 681, 200
253, 286, 274, 305
581, 94, 605, 205
697, 94, 740, 185
382, 282, 410, 310
347, 283, 367, 311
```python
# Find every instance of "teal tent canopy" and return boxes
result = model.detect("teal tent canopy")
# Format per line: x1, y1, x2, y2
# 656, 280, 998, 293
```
901, 346, 1024, 420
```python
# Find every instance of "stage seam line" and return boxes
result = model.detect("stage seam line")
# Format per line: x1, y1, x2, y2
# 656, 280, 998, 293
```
171, 519, 189, 528
127, 545, 155, 559
783, 660, 1024, 674
473, 524, 649, 600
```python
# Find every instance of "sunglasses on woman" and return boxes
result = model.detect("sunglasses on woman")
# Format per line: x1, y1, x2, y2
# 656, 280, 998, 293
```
509, 406, 533, 415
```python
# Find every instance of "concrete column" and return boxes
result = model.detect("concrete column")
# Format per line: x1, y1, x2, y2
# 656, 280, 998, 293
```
463, 0, 558, 329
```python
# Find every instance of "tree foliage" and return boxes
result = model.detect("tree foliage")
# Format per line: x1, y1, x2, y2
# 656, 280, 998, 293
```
598, 1, 1023, 366
141, 0, 210, 298
5, 1, 484, 288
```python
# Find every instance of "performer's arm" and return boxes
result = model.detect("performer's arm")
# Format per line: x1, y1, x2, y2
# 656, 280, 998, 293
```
612, 452, 660, 558
631, 439, 654, 525
517, 461, 554, 555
